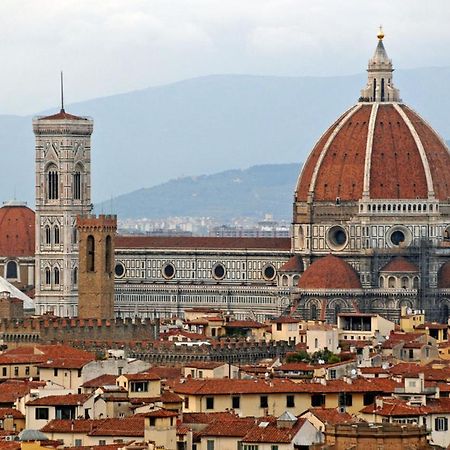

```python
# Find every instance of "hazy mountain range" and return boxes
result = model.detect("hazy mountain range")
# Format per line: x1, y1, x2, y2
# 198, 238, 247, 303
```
95, 163, 300, 220
2, 67, 450, 213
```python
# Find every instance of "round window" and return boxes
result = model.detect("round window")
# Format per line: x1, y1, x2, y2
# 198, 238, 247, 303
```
263, 264, 276, 281
327, 226, 348, 250
162, 263, 175, 280
391, 230, 405, 246
213, 263, 226, 280
114, 262, 125, 278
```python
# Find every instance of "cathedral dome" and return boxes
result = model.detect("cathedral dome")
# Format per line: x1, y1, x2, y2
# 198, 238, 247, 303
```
380, 256, 419, 273
0, 202, 35, 257
298, 254, 361, 290
295, 35, 450, 203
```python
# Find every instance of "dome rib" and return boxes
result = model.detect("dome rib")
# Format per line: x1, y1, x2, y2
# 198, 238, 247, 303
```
362, 103, 378, 196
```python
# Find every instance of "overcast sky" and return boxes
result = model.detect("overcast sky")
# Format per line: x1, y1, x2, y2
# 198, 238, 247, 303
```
1, 0, 449, 115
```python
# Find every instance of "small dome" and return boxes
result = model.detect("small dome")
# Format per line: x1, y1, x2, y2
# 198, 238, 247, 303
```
380, 257, 419, 273
0, 203, 35, 257
279, 255, 304, 273
298, 255, 361, 289
438, 261, 450, 288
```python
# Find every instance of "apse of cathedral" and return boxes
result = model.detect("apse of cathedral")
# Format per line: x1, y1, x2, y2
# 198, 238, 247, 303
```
0, 31, 449, 323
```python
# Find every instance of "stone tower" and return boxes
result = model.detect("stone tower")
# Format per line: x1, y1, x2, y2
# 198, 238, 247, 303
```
33, 108, 93, 317
77, 214, 117, 320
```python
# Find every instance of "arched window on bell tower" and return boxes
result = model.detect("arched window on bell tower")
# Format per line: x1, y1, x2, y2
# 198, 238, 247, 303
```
45, 267, 51, 285
45, 225, 51, 245
54, 267, 60, 285
46, 164, 59, 200
73, 164, 83, 200
87, 235, 95, 272
54, 225, 60, 244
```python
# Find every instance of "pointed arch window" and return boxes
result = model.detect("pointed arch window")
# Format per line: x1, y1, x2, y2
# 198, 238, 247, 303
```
73, 267, 78, 286
45, 225, 51, 245
54, 267, 60, 285
47, 166, 59, 200
45, 267, 51, 285
87, 235, 95, 272
73, 170, 82, 200
54, 225, 60, 244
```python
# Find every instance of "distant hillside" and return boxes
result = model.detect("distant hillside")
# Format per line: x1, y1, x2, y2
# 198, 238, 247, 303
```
95, 163, 300, 220
2, 67, 450, 206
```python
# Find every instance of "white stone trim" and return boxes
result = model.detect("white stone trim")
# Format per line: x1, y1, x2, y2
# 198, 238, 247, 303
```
362, 103, 379, 197
393, 103, 435, 199
308, 104, 362, 198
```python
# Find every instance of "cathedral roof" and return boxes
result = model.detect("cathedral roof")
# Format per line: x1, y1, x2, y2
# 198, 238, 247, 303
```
0, 202, 35, 257
278, 255, 304, 273
380, 257, 419, 273
298, 255, 361, 290
295, 33, 450, 203
438, 261, 450, 289
115, 236, 291, 251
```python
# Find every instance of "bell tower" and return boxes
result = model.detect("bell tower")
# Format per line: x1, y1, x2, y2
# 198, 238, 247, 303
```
77, 214, 117, 320
33, 95, 93, 317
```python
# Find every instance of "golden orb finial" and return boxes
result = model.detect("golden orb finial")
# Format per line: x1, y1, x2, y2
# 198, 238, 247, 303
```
377, 26, 384, 40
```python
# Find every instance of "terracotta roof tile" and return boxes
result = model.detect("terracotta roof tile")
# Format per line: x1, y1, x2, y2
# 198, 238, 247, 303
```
308, 407, 357, 425
0, 204, 35, 257
381, 256, 419, 273
278, 255, 304, 273
115, 236, 291, 251
27, 393, 92, 406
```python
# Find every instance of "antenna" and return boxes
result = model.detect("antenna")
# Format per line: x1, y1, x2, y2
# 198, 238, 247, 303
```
60, 71, 65, 113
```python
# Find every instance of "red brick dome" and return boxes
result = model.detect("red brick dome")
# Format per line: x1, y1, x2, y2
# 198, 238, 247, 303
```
296, 103, 450, 202
298, 254, 361, 289
0, 202, 35, 257
438, 261, 450, 289
380, 256, 419, 273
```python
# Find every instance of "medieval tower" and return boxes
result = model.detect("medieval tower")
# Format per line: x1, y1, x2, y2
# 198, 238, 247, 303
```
33, 107, 93, 317
77, 214, 117, 320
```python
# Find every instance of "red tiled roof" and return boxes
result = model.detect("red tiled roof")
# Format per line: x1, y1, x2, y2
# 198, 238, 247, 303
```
242, 418, 307, 443
148, 366, 182, 381
308, 407, 357, 425
298, 255, 362, 290
38, 357, 94, 369
42, 417, 145, 437
144, 408, 178, 418
200, 418, 255, 438
38, 110, 87, 121
0, 204, 35, 257
182, 411, 240, 424
295, 103, 450, 202
174, 377, 400, 395
0, 408, 24, 419
278, 255, 304, 273
115, 236, 291, 251
381, 256, 419, 273
0, 380, 45, 404
160, 391, 183, 403
27, 393, 92, 406
225, 320, 264, 329
272, 316, 300, 324
123, 372, 160, 381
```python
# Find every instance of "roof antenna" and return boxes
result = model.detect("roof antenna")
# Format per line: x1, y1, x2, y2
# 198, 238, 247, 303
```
60, 71, 65, 113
